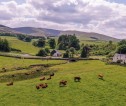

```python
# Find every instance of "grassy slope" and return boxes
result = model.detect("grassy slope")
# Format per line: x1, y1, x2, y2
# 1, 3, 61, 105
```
0, 36, 40, 55
0, 57, 126, 106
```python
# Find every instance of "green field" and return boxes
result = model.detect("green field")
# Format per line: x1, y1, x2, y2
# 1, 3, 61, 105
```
0, 36, 40, 55
0, 56, 126, 106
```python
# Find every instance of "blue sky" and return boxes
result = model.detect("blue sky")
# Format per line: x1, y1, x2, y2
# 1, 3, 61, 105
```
0, 0, 126, 39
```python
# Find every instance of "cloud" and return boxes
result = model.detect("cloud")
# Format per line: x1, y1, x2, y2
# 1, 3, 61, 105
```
0, 0, 126, 39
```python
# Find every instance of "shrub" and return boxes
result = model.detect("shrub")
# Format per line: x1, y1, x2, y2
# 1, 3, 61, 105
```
36, 49, 47, 57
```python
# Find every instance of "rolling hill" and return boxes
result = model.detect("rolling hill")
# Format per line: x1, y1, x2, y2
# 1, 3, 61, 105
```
0, 24, 119, 41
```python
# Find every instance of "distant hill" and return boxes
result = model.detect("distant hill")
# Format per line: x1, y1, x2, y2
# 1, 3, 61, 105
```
0, 24, 119, 41
60, 31, 118, 41
0, 25, 19, 34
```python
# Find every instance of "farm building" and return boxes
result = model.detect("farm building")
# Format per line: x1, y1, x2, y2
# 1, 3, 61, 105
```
113, 53, 126, 64
52, 50, 62, 57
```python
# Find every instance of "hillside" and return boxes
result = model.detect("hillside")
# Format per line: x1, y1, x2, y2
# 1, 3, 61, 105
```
0, 25, 19, 34
60, 31, 119, 41
0, 58, 126, 106
13, 27, 61, 37
0, 24, 119, 41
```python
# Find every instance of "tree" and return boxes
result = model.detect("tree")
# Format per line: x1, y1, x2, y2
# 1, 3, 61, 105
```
36, 49, 47, 57
118, 40, 126, 46
109, 40, 113, 45
81, 46, 89, 58
116, 45, 126, 54
63, 52, 69, 58
45, 48, 50, 54
69, 47, 75, 58
24, 37, 31, 42
0, 38, 11, 52
33, 38, 46, 47
17, 34, 26, 40
48, 39, 56, 49
58, 34, 80, 50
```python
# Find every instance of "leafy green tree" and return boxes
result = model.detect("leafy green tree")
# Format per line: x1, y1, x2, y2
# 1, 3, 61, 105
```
81, 46, 89, 58
63, 52, 69, 58
118, 40, 126, 46
33, 38, 46, 47
36, 49, 47, 57
116, 45, 126, 54
58, 34, 80, 50
37, 39, 46, 47
69, 47, 75, 58
0, 38, 11, 52
45, 48, 50, 54
48, 39, 56, 49
24, 37, 32, 42
17, 34, 26, 40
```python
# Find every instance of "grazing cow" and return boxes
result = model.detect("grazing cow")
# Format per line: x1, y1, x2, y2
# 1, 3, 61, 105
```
47, 76, 51, 80
40, 77, 45, 81
12, 75, 15, 77
42, 83, 48, 88
36, 83, 48, 89
59, 80, 67, 87
25, 73, 30, 75
50, 73, 54, 77
39, 83, 44, 88
74, 77, 81, 82
2, 68, 7, 72
36, 85, 40, 89
36, 69, 41, 72
98, 74, 104, 80
7, 82, 13, 86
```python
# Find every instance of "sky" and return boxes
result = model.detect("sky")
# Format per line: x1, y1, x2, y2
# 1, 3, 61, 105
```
0, 0, 126, 39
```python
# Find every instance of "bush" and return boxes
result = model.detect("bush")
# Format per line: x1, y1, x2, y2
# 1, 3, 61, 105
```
48, 39, 56, 49
116, 45, 126, 54
63, 52, 69, 58
81, 46, 89, 58
45, 48, 50, 54
58, 35, 80, 50
33, 38, 46, 47
0, 38, 11, 52
36, 49, 47, 57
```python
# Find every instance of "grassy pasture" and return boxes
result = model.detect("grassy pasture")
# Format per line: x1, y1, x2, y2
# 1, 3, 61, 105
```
0, 56, 126, 106
0, 36, 40, 55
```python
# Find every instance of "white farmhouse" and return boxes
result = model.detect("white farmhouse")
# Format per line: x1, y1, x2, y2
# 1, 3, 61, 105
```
53, 50, 62, 57
113, 53, 126, 64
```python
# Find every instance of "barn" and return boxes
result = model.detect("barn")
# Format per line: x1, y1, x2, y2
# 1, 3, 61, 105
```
113, 53, 126, 64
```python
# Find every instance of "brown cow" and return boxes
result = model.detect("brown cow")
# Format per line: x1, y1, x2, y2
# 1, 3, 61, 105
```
98, 74, 104, 80
50, 73, 54, 77
25, 73, 30, 75
2, 68, 7, 72
36, 85, 40, 89
47, 76, 51, 80
74, 77, 81, 82
7, 82, 13, 86
59, 80, 67, 87
42, 83, 48, 88
36, 83, 48, 89
39, 84, 44, 88
40, 77, 45, 81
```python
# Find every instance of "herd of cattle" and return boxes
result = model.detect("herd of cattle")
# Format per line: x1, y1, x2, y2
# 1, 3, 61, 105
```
6, 72, 104, 89
35, 73, 82, 90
